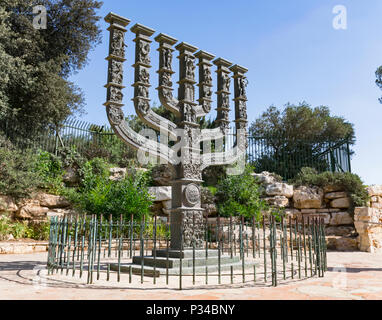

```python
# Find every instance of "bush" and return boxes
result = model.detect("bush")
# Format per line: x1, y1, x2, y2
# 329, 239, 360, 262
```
215, 165, 268, 220
0, 135, 41, 198
66, 158, 153, 221
34, 151, 65, 194
291, 167, 369, 207
0, 215, 50, 240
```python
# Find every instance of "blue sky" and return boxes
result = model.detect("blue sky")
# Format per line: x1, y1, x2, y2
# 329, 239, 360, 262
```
69, 0, 382, 185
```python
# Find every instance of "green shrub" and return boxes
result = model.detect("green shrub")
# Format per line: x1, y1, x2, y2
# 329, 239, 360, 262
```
0, 215, 50, 240
0, 135, 41, 198
215, 165, 268, 220
291, 167, 369, 207
34, 151, 65, 194
66, 158, 153, 221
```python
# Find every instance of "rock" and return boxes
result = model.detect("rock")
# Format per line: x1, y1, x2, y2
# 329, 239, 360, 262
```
203, 203, 218, 216
303, 213, 330, 225
265, 183, 293, 198
46, 208, 78, 218
326, 236, 358, 251
284, 209, 301, 219
323, 185, 344, 193
162, 200, 172, 210
366, 185, 382, 197
150, 202, 164, 216
330, 212, 353, 226
325, 226, 357, 237
264, 196, 289, 208
293, 186, 324, 209
251, 171, 280, 185
148, 186, 172, 202
301, 209, 317, 214
354, 207, 382, 253
151, 164, 175, 186
36, 193, 70, 209
325, 191, 348, 200
109, 167, 127, 181
0, 195, 18, 213
63, 167, 80, 186
16, 200, 49, 219
330, 197, 351, 209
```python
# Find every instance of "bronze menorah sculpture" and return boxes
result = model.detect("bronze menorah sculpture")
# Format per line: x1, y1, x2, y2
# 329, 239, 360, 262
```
104, 12, 248, 252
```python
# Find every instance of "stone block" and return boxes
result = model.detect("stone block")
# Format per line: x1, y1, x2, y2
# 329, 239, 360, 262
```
148, 186, 172, 202
330, 197, 351, 209
323, 185, 344, 193
36, 193, 70, 209
329, 212, 353, 226
366, 185, 382, 197
251, 171, 279, 185
264, 196, 289, 208
326, 236, 358, 251
16, 200, 49, 219
325, 191, 348, 200
265, 183, 293, 198
293, 186, 323, 209
0, 195, 18, 213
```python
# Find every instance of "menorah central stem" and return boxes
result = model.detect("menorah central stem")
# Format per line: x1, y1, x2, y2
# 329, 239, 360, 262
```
104, 13, 248, 253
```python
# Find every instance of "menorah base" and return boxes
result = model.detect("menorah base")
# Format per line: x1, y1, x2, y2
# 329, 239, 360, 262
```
110, 249, 257, 277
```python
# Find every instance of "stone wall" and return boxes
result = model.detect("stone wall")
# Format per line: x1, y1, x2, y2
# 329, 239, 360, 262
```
0, 193, 75, 222
252, 172, 357, 251
354, 186, 382, 253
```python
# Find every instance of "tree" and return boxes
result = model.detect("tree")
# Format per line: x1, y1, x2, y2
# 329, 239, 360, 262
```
376, 66, 382, 104
0, 0, 103, 141
249, 102, 355, 179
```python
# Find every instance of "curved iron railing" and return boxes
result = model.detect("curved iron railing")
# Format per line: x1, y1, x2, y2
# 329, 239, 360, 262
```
46, 214, 327, 289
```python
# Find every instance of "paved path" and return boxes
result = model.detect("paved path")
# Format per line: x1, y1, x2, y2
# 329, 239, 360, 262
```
0, 251, 381, 300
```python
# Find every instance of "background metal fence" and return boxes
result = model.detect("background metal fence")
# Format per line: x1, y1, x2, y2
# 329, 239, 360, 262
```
0, 119, 352, 180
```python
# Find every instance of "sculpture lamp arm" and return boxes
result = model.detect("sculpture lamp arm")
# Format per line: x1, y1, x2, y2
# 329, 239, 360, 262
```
155, 33, 181, 117
104, 13, 177, 165
130, 24, 178, 141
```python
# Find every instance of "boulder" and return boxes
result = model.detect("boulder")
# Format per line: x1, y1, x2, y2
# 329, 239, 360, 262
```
264, 196, 289, 208
293, 186, 323, 209
150, 202, 164, 216
203, 203, 218, 216
16, 200, 49, 219
366, 185, 382, 197
46, 208, 78, 219
148, 186, 172, 202
63, 167, 80, 186
303, 213, 330, 225
325, 226, 357, 237
109, 167, 127, 181
326, 236, 358, 251
36, 193, 70, 209
0, 195, 18, 213
354, 207, 382, 253
265, 183, 293, 198
330, 197, 351, 209
162, 200, 172, 210
151, 164, 175, 186
323, 185, 344, 193
325, 191, 348, 200
329, 212, 353, 226
251, 171, 280, 185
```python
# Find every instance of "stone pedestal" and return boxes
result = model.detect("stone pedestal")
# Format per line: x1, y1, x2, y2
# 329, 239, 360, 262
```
111, 249, 254, 277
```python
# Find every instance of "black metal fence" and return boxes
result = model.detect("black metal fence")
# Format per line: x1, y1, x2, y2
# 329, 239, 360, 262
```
47, 214, 327, 289
1, 119, 351, 180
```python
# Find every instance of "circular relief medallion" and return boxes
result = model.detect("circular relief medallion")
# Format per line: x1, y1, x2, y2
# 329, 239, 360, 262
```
184, 183, 200, 206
